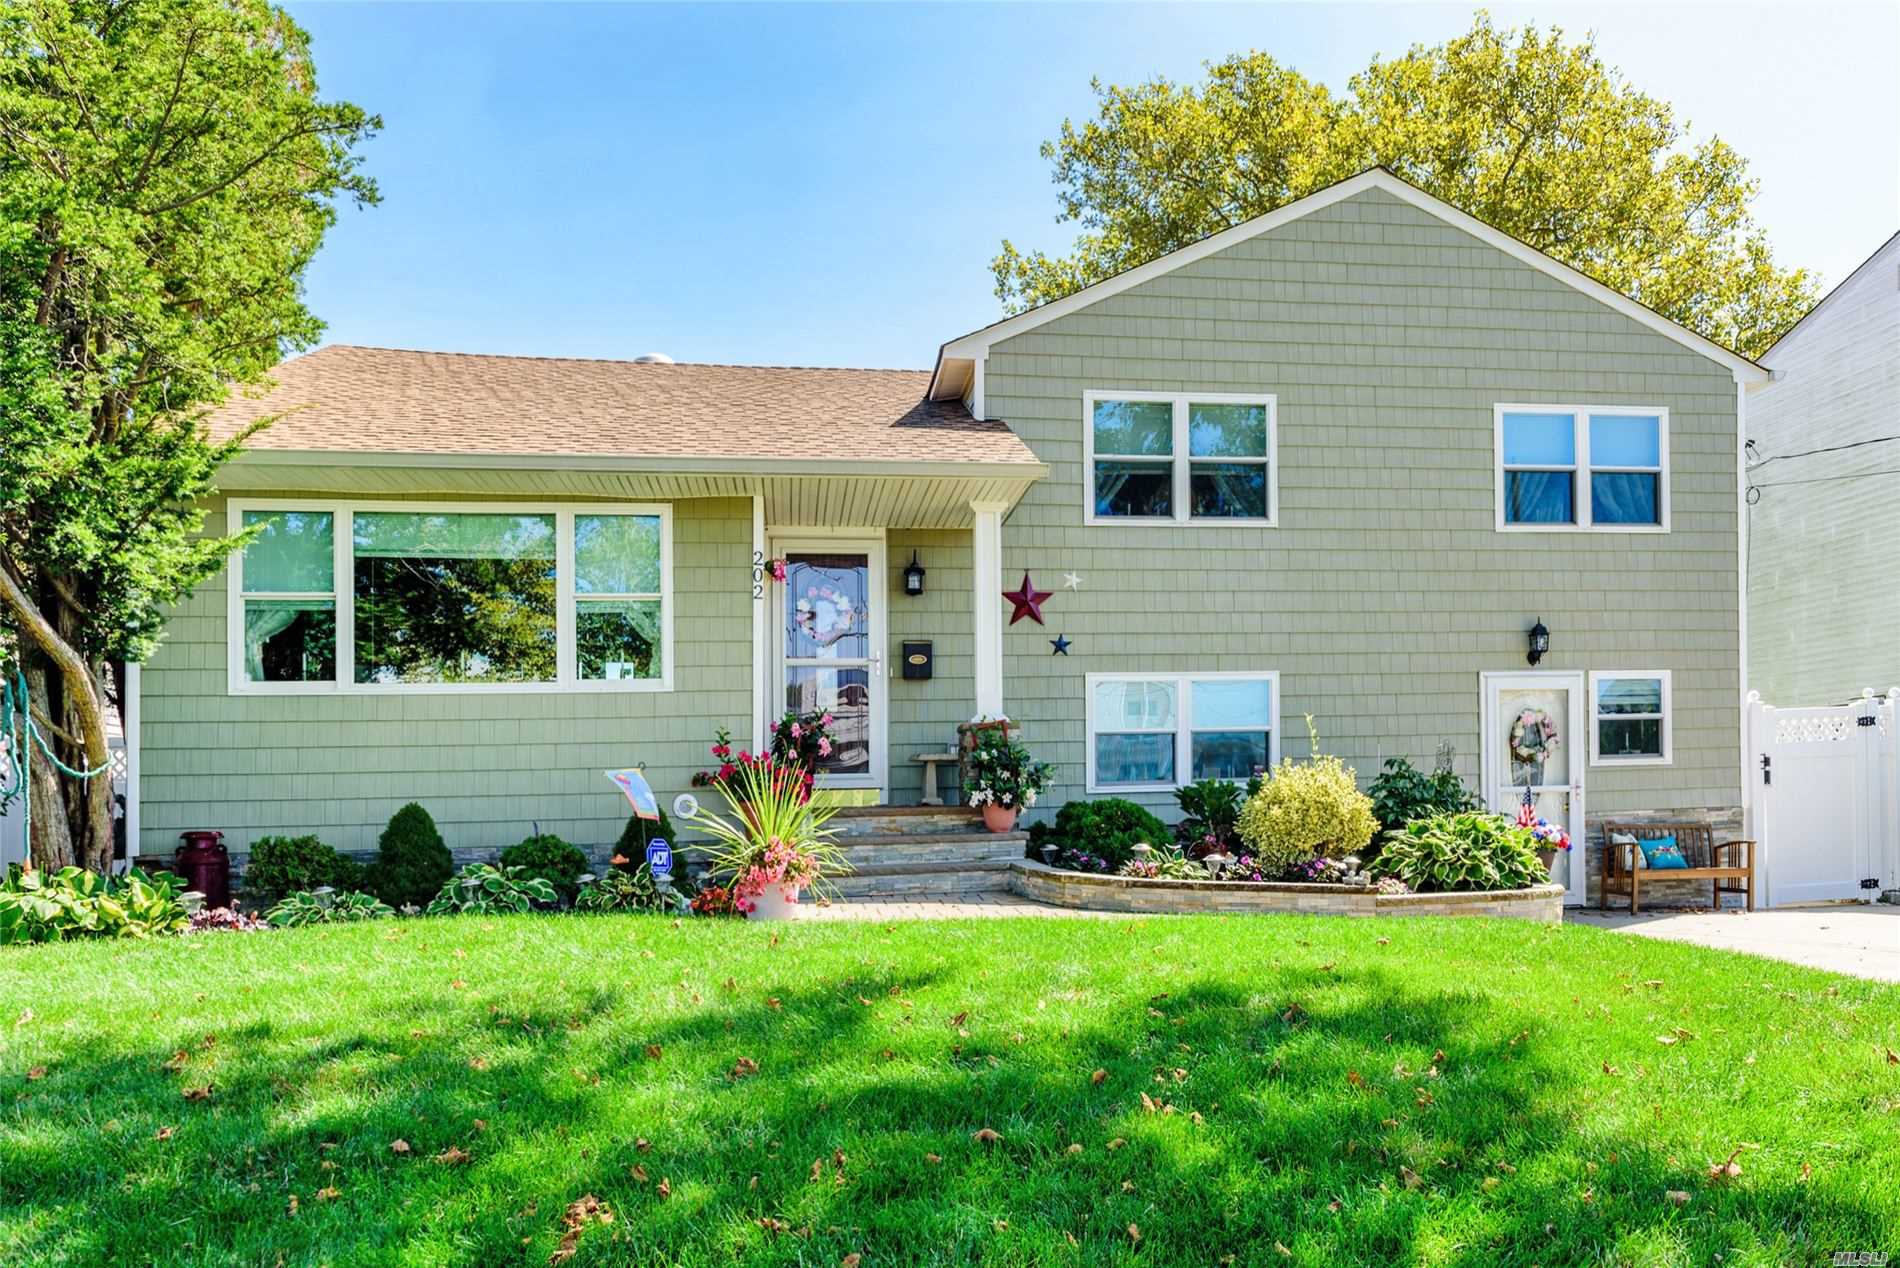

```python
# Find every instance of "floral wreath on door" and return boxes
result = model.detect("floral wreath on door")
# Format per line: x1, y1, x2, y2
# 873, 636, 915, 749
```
1509, 707, 1560, 774
795, 583, 859, 649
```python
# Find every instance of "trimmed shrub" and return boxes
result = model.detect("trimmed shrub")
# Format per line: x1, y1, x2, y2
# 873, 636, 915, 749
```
243, 834, 364, 902
364, 803, 453, 909
1236, 756, 1377, 878
499, 833, 589, 899
1370, 812, 1546, 893
1367, 757, 1479, 836
1034, 798, 1171, 868
614, 808, 677, 868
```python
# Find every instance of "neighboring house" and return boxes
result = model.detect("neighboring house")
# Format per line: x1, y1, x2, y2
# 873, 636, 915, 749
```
1746, 231, 1900, 706
136, 169, 1770, 905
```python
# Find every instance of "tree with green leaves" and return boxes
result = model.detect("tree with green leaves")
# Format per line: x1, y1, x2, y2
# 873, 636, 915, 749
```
0, 0, 377, 871
993, 13, 1814, 357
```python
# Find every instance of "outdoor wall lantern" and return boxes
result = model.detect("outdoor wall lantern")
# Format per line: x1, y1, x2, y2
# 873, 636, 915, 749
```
903, 551, 926, 597
1526, 618, 1550, 666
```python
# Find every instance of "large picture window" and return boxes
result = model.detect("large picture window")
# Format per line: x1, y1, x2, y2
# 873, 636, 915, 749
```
228, 501, 671, 694
1086, 671, 1279, 791
1496, 406, 1668, 531
1084, 392, 1276, 525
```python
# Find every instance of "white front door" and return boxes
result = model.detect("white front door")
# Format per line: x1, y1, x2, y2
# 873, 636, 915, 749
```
771, 537, 887, 795
1481, 671, 1587, 905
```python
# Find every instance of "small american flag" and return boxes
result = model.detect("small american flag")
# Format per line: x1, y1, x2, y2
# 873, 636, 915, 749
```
1515, 786, 1538, 828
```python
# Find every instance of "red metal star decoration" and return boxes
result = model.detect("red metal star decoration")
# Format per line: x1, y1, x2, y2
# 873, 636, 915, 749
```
1002, 572, 1053, 625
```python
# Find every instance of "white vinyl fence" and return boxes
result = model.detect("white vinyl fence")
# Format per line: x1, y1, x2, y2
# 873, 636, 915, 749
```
1744, 688, 1899, 906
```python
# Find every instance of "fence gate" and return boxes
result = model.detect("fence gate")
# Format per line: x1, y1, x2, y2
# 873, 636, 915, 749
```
1745, 689, 1899, 906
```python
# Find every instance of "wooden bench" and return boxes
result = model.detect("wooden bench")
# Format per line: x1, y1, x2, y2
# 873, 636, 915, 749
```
1600, 820, 1755, 915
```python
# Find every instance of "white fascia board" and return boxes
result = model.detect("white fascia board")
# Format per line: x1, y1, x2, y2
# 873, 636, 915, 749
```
222, 448, 1049, 482
931, 168, 1770, 386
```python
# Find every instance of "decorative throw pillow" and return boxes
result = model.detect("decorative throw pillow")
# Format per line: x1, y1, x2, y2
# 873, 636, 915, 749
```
1637, 835, 1688, 870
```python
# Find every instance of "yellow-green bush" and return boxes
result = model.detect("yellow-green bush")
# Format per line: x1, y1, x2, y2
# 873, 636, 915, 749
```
1236, 755, 1376, 878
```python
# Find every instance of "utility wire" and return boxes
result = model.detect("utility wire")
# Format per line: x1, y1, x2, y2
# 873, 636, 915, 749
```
1747, 466, 1900, 496
1747, 433, 1900, 469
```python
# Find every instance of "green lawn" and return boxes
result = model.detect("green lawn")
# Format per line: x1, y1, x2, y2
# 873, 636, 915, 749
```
1, 915, 1895, 1267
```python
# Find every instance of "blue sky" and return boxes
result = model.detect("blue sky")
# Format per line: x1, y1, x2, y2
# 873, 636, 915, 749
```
288, 2, 1900, 370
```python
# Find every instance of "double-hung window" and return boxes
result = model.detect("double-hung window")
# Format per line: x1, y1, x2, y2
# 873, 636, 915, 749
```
1496, 406, 1667, 531
1085, 392, 1276, 525
1086, 672, 1279, 791
1589, 671, 1671, 765
229, 500, 672, 693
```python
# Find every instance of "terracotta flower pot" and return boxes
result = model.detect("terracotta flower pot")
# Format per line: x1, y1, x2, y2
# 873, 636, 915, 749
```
981, 803, 1019, 833
1536, 847, 1558, 871
746, 886, 798, 920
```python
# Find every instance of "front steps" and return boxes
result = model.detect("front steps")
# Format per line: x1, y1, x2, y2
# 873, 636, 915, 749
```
826, 805, 1027, 899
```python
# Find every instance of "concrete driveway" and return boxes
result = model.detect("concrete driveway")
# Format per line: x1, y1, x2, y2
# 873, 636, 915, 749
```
1570, 904, 1900, 982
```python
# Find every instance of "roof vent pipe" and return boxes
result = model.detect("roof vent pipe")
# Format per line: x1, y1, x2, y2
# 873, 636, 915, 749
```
632, 352, 675, 364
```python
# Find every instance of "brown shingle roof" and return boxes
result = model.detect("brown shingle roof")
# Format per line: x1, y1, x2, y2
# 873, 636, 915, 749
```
206, 345, 1040, 467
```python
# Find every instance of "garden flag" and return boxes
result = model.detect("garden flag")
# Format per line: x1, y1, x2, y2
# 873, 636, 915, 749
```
605, 767, 661, 821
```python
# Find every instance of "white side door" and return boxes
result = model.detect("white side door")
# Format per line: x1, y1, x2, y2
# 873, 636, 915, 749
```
770, 536, 888, 796
1481, 671, 1588, 905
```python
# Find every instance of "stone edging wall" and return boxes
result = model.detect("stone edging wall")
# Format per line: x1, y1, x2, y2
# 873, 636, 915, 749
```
1008, 862, 1563, 922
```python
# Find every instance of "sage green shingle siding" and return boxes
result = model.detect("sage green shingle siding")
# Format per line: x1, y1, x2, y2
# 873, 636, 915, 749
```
139, 495, 752, 855
988, 188, 1741, 820
886, 529, 975, 802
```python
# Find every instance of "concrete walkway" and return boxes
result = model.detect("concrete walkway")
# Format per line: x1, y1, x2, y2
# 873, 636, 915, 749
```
1570, 904, 1900, 982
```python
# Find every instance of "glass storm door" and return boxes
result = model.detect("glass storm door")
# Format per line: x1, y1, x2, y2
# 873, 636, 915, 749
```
775, 541, 886, 792
1482, 671, 1587, 905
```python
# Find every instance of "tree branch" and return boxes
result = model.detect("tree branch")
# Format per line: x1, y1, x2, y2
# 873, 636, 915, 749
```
137, 117, 357, 215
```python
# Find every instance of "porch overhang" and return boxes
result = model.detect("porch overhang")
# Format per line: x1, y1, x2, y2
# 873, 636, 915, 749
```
215, 449, 1047, 529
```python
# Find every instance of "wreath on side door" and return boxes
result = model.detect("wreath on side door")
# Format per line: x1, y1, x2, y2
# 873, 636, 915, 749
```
1509, 708, 1559, 764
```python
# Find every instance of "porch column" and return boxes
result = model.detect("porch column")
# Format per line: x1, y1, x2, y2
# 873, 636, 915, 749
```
971, 501, 1006, 719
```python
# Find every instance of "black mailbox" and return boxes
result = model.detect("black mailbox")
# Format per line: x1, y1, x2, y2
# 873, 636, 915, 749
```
901, 641, 933, 680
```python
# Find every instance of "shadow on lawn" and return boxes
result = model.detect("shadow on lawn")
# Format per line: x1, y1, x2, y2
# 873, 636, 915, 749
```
2, 958, 1884, 1266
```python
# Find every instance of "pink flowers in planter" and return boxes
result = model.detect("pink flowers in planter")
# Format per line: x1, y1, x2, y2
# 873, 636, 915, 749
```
733, 835, 825, 912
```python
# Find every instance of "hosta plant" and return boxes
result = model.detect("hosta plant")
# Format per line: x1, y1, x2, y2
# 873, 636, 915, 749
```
692, 756, 849, 911
575, 864, 688, 915
1117, 845, 1205, 880
424, 864, 558, 915
265, 889, 396, 926
1370, 812, 1548, 893
0, 866, 189, 944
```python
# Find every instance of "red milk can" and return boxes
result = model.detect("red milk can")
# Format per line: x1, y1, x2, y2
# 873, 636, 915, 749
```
175, 830, 230, 911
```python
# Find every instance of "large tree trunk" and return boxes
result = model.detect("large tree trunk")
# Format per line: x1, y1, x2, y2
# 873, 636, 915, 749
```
2, 572, 118, 873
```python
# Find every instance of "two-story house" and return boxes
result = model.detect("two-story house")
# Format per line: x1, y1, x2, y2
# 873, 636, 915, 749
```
130, 169, 1770, 905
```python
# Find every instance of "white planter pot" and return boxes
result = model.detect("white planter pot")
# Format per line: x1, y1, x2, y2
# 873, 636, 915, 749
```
746, 886, 800, 921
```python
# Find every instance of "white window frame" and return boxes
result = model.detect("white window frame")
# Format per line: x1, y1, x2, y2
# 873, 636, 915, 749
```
1083, 391, 1278, 527
226, 498, 674, 695
1494, 405, 1670, 533
1587, 669, 1672, 766
1084, 670, 1281, 793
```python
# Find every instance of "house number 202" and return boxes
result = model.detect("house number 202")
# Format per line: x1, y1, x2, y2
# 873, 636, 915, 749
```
752, 550, 766, 600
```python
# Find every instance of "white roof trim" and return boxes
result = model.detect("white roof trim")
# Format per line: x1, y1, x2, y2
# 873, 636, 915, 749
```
930, 168, 1769, 395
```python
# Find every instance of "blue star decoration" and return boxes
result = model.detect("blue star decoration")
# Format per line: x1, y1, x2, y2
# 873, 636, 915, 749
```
1049, 633, 1071, 655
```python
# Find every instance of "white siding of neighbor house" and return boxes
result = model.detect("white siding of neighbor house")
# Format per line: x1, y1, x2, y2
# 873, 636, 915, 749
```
1748, 233, 1900, 706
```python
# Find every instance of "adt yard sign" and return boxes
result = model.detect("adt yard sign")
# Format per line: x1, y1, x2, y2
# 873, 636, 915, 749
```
645, 841, 673, 879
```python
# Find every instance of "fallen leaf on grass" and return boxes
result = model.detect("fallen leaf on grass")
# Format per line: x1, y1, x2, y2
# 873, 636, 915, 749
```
635, 1137, 650, 1153
1275, 1242, 1292, 1257
287, 1194, 299, 1216
841, 1255, 861, 1267
550, 1194, 611, 1264
1707, 1149, 1745, 1182
972, 1128, 1002, 1145
154, 1126, 174, 1141
1126, 1223, 1141, 1243
389, 1139, 411, 1155
469, 1057, 490, 1071
1666, 1189, 1692, 1205
1091, 1068, 1107, 1085
182, 1085, 212, 1102
924, 1152, 941, 1165
315, 1186, 340, 1200
729, 1057, 759, 1080
434, 1146, 470, 1166
1066, 1143, 1083, 1155
1399, 1166, 1423, 1189
631, 1164, 649, 1183
1656, 1035, 1679, 1046
644, 1044, 664, 1061
1107, 1137, 1127, 1151
26, 1066, 45, 1081
656, 1177, 670, 1201
1886, 1047, 1899, 1065
1481, 1177, 1500, 1192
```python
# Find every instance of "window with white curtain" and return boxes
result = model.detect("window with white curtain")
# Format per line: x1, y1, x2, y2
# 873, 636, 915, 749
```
1087, 672, 1279, 791
1085, 392, 1277, 525
1496, 406, 1668, 531
228, 500, 672, 694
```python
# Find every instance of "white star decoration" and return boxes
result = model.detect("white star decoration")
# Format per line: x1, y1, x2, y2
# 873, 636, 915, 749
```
1062, 572, 1083, 590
